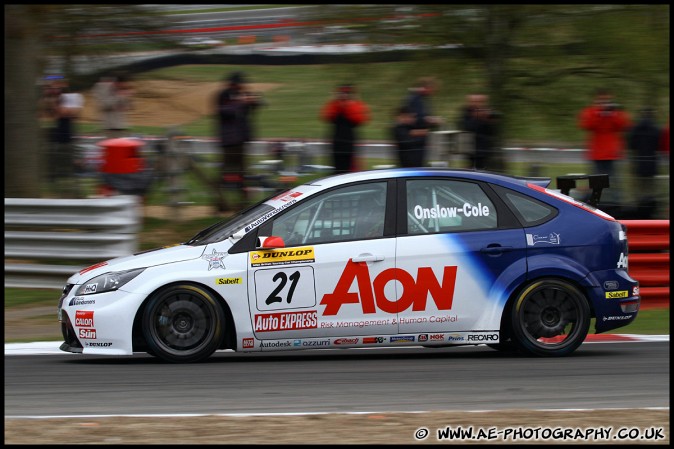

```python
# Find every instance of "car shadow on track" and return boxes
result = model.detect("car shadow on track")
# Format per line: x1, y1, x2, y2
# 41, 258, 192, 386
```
57, 343, 628, 365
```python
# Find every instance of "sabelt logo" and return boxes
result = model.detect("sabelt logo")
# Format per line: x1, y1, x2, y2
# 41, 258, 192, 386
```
250, 247, 315, 266
75, 310, 94, 328
254, 311, 318, 332
605, 290, 629, 299
334, 338, 359, 345
418, 334, 429, 342
216, 277, 242, 285
632, 286, 640, 296
363, 337, 384, 344
321, 260, 457, 315
242, 338, 254, 348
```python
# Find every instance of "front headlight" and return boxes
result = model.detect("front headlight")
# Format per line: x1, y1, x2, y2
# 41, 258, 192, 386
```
76, 268, 146, 295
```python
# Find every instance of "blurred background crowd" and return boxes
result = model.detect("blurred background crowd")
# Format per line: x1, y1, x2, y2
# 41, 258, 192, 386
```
5, 4, 670, 219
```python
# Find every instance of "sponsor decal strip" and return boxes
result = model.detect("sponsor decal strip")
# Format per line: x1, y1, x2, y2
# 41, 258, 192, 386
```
244, 199, 298, 233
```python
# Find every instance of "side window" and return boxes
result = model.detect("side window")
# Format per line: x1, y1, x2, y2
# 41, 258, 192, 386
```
406, 179, 497, 234
269, 182, 387, 245
492, 185, 557, 226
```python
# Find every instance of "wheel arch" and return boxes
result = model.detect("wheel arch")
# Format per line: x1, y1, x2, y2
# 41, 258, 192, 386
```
498, 273, 596, 343
131, 280, 238, 353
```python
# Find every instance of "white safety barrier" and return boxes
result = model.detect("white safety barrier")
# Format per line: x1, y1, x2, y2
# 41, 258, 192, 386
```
4, 196, 141, 289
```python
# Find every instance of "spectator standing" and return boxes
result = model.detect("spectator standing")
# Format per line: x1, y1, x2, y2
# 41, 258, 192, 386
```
93, 74, 133, 137
50, 79, 85, 197
400, 77, 442, 167
457, 94, 500, 170
627, 108, 666, 218
214, 71, 264, 210
320, 84, 370, 174
392, 106, 427, 167
660, 118, 669, 158
628, 108, 662, 190
578, 89, 631, 203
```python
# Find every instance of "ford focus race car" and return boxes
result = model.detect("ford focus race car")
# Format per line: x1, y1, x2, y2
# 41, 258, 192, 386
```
57, 169, 640, 363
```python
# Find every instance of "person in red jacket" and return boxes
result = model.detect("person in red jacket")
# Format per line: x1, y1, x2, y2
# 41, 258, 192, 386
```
321, 84, 370, 174
578, 89, 631, 203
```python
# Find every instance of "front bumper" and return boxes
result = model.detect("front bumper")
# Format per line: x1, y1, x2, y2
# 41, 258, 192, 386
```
58, 289, 146, 356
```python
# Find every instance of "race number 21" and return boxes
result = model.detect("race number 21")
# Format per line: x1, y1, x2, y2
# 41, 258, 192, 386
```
254, 266, 316, 311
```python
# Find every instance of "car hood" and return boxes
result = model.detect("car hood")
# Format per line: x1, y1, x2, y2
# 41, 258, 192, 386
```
67, 243, 212, 284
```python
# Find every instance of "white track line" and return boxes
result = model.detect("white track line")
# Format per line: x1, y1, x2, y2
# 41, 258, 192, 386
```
5, 406, 669, 420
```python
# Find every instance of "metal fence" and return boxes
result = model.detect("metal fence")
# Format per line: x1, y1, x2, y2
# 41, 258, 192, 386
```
4, 196, 141, 289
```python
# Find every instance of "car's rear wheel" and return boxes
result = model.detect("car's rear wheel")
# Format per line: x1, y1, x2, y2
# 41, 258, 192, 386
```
142, 284, 225, 363
510, 278, 590, 357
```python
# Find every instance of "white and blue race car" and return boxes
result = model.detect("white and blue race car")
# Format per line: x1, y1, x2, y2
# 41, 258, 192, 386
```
58, 168, 640, 362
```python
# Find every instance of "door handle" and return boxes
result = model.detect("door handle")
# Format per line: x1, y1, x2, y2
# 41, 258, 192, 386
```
480, 245, 514, 255
352, 253, 385, 263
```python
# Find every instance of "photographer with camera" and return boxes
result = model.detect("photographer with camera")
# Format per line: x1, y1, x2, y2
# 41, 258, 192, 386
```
214, 71, 264, 211
458, 94, 500, 170
320, 83, 370, 174
578, 88, 631, 204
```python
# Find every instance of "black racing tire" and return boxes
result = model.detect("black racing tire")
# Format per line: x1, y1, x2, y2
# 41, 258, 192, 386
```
142, 284, 226, 363
510, 278, 590, 357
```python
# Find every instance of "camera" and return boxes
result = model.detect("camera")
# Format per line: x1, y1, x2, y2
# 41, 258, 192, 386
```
600, 103, 621, 116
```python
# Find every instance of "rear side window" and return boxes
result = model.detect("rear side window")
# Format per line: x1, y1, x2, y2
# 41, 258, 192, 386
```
406, 179, 497, 234
492, 185, 557, 226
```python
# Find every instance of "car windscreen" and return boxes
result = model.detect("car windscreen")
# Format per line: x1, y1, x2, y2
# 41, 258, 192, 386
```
185, 203, 275, 245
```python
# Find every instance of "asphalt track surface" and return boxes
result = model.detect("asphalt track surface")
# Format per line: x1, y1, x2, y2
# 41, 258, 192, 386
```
5, 341, 669, 418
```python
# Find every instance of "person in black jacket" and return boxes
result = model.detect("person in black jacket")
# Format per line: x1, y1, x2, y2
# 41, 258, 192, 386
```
392, 106, 427, 167
214, 71, 263, 210
457, 94, 499, 170
401, 77, 442, 165
627, 108, 662, 217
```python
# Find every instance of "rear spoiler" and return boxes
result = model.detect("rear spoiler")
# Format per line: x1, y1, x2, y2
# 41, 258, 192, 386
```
555, 174, 609, 208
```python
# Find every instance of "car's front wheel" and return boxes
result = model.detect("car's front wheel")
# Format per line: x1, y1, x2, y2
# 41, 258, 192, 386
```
142, 284, 225, 363
510, 278, 590, 357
